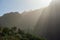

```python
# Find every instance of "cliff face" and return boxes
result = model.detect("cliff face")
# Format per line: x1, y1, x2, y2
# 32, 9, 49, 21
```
34, 0, 60, 40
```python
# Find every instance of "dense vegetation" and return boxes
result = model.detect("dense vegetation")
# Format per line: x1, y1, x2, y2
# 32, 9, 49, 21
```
0, 26, 45, 40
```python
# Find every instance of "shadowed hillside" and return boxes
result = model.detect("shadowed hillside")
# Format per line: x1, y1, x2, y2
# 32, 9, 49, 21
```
34, 0, 60, 40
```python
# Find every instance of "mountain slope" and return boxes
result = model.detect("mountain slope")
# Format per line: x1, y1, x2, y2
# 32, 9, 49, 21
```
34, 0, 60, 40
0, 9, 44, 33
0, 12, 21, 27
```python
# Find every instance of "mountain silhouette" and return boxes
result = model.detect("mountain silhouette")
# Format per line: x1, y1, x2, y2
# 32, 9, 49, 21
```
0, 0, 60, 40
34, 0, 60, 40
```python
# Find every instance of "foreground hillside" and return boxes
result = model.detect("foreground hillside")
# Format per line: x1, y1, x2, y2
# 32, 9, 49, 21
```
0, 26, 45, 40
34, 0, 60, 40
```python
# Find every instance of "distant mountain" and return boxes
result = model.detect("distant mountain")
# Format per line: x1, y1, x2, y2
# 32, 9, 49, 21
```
21, 9, 44, 33
0, 9, 44, 33
0, 12, 21, 27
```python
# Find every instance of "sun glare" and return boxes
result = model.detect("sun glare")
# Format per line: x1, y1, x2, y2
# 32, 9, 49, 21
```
27, 0, 52, 10
41, 0, 52, 4
41, 0, 52, 6
41, 0, 52, 2
38, 0, 52, 6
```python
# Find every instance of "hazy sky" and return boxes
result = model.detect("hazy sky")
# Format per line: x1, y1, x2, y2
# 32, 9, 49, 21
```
0, 0, 52, 16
